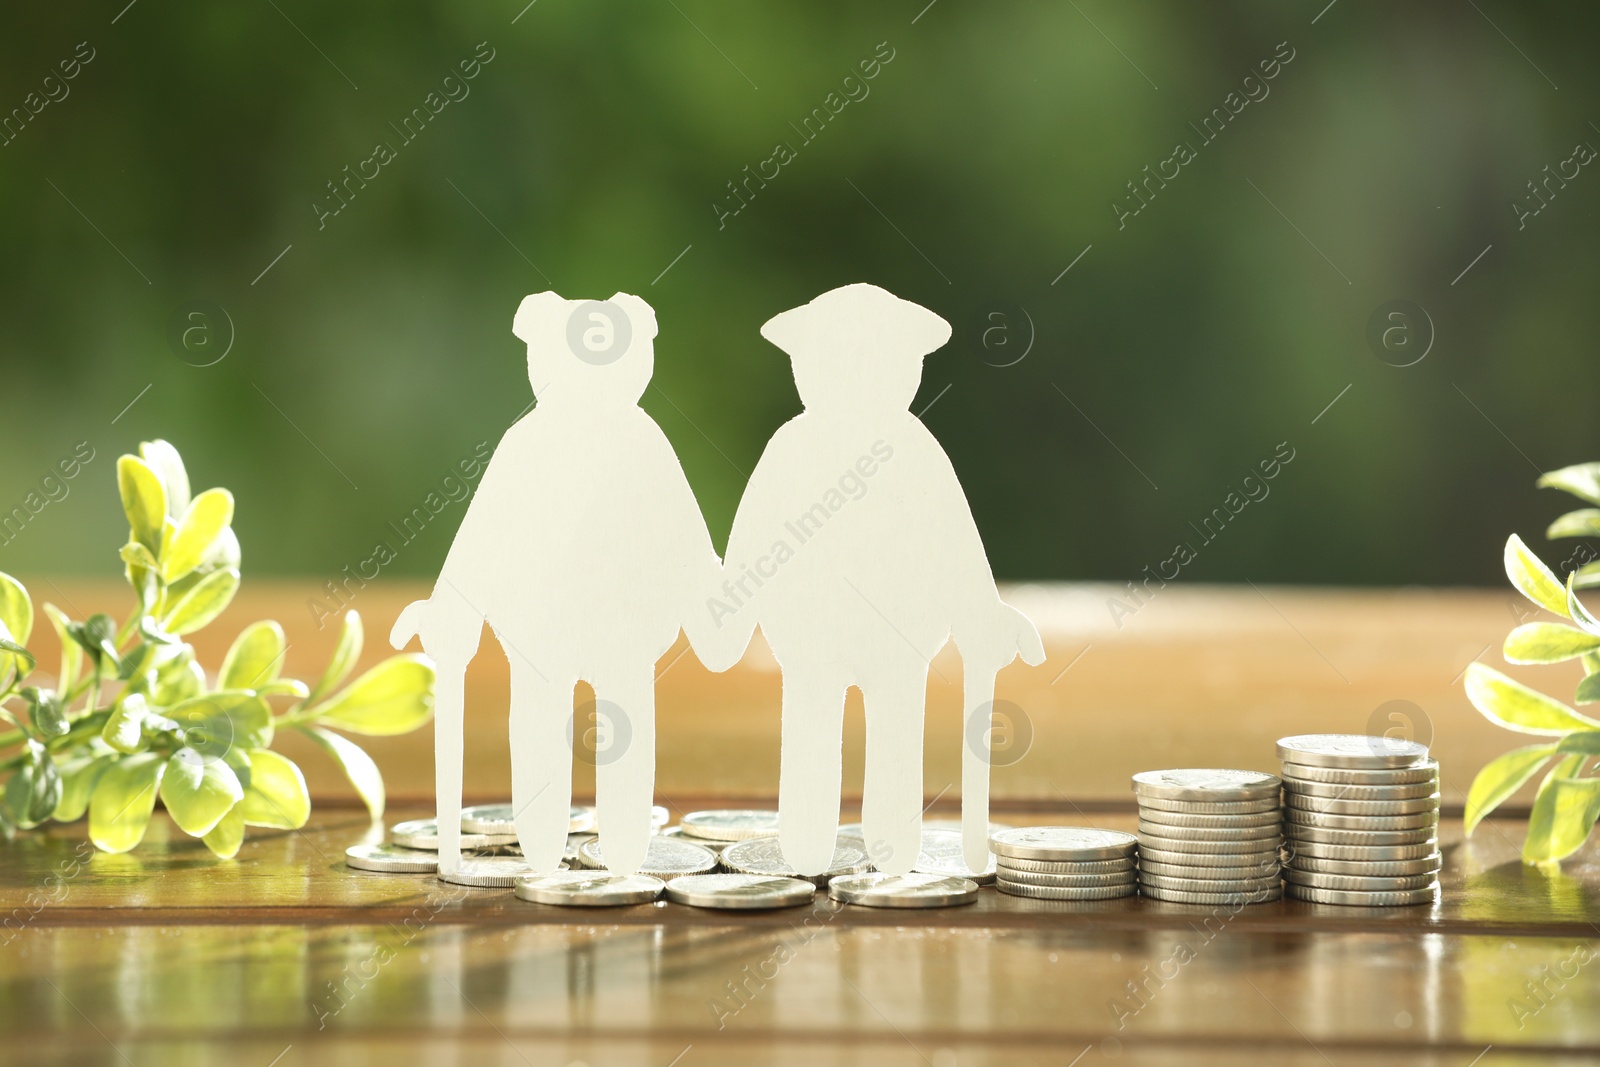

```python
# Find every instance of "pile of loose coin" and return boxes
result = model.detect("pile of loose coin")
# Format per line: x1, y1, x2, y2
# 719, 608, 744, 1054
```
990, 827, 1139, 899
1132, 769, 1283, 904
1277, 734, 1442, 906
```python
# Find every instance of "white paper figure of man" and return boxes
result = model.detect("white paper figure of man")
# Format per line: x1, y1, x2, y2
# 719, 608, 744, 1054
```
391, 292, 722, 876
700, 283, 1045, 876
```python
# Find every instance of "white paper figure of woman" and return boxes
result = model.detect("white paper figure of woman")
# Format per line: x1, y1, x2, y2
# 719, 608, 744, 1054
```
391, 292, 722, 876
700, 283, 1044, 876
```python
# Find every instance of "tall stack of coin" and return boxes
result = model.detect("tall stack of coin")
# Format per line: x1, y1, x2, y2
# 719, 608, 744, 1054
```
990, 827, 1139, 900
1277, 734, 1441, 906
1133, 769, 1283, 904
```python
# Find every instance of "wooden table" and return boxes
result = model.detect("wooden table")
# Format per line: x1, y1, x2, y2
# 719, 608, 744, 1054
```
3, 581, 1597, 1065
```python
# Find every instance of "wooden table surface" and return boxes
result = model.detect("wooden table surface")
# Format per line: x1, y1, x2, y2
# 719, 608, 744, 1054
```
3, 580, 1598, 1065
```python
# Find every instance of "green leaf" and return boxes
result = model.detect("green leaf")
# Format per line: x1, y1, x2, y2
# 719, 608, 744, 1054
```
144, 644, 204, 707
1547, 508, 1600, 540
118, 541, 160, 574
311, 609, 364, 702
1556, 732, 1600, 756
1583, 652, 1600, 677
0, 571, 33, 646
1522, 759, 1600, 864
69, 613, 121, 668
1576, 562, 1600, 591
1577, 673, 1600, 705
305, 726, 385, 818
1464, 663, 1600, 735
43, 604, 81, 697
1503, 622, 1600, 664
1505, 534, 1569, 619
54, 751, 116, 823
5, 741, 61, 829
0, 620, 36, 686
1539, 462, 1600, 506
1464, 743, 1558, 836
88, 753, 166, 853
161, 567, 239, 636
1566, 574, 1600, 637
220, 621, 286, 691
22, 687, 68, 737
238, 749, 310, 829
202, 802, 245, 859
139, 439, 191, 518
163, 488, 234, 583
167, 691, 274, 756
102, 694, 149, 754
308, 654, 434, 736
160, 750, 243, 836
117, 455, 167, 555
258, 679, 310, 700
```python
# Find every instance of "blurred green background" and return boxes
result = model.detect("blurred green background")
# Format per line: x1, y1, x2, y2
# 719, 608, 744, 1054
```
2, 0, 1597, 588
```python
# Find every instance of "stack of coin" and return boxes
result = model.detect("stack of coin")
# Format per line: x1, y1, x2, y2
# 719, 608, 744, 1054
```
1133, 769, 1283, 904
989, 827, 1139, 900
1277, 734, 1441, 906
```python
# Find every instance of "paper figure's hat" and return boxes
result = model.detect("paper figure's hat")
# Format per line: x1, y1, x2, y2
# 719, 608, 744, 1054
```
760, 283, 950, 413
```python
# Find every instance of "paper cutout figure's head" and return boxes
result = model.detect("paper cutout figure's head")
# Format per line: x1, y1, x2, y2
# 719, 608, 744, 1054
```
761, 283, 951, 415
513, 291, 658, 404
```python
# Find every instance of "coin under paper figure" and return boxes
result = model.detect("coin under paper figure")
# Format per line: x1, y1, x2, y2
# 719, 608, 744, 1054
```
515, 871, 665, 906
665, 873, 816, 910
829, 872, 980, 908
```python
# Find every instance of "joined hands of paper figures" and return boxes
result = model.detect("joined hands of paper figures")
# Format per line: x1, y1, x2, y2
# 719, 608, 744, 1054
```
392, 283, 1041, 883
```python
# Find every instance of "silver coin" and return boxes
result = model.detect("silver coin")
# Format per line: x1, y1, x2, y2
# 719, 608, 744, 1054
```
680, 809, 781, 842
1139, 872, 1282, 893
1284, 793, 1440, 817
829, 872, 980, 908
997, 856, 1136, 876
1136, 833, 1280, 856
1276, 734, 1429, 769
656, 825, 730, 857
989, 826, 1138, 862
1286, 883, 1437, 906
1280, 759, 1439, 786
996, 878, 1137, 901
514, 871, 665, 906
1281, 778, 1438, 801
345, 843, 438, 873
1135, 795, 1281, 815
1132, 768, 1280, 801
390, 818, 518, 851
1136, 820, 1279, 842
1138, 807, 1282, 829
1283, 839, 1439, 862
1139, 858, 1280, 881
1287, 853, 1442, 877
1283, 807, 1438, 831
1285, 825, 1437, 847
1140, 883, 1282, 905
912, 828, 997, 884
438, 855, 542, 888
565, 833, 598, 867
1283, 868, 1437, 892
1138, 844, 1280, 866
666, 873, 816, 910
578, 835, 717, 879
996, 868, 1138, 888
721, 835, 872, 887
459, 803, 600, 835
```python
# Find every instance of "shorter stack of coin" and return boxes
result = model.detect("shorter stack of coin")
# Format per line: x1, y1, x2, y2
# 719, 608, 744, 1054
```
1133, 769, 1283, 904
989, 827, 1139, 900
1277, 734, 1441, 906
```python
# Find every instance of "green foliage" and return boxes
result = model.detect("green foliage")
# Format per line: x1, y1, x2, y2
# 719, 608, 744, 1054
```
0, 440, 434, 857
1466, 464, 1600, 864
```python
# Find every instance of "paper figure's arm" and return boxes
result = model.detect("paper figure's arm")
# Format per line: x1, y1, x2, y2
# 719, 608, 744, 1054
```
915, 430, 1044, 673
639, 425, 729, 669
389, 433, 521, 665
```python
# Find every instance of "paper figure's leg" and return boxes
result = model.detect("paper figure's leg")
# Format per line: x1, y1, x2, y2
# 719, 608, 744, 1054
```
961, 665, 1000, 876
779, 670, 847, 876
507, 653, 572, 874
861, 664, 929, 875
591, 668, 655, 877
433, 663, 466, 876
